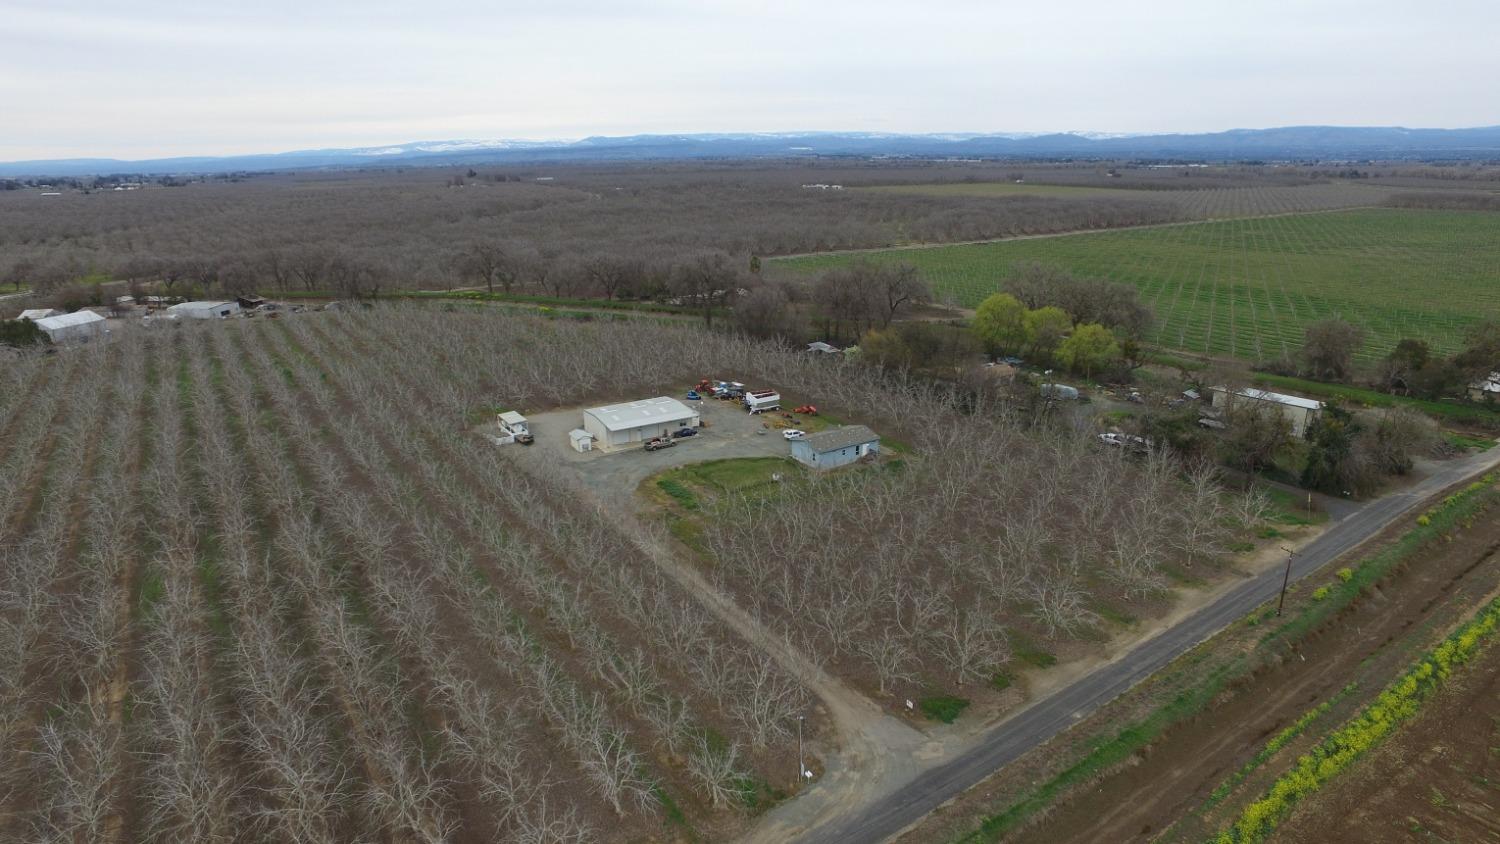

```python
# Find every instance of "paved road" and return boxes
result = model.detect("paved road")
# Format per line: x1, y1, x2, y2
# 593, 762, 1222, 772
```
799, 446, 1500, 844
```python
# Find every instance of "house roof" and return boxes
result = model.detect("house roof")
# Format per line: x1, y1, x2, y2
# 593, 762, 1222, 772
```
498, 411, 527, 426
807, 341, 840, 353
1472, 371, 1500, 393
1215, 386, 1322, 411
34, 310, 105, 331
802, 425, 879, 453
583, 396, 697, 431
18, 308, 59, 321
167, 300, 236, 312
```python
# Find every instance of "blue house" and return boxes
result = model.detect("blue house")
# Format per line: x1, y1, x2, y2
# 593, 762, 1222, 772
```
790, 425, 880, 471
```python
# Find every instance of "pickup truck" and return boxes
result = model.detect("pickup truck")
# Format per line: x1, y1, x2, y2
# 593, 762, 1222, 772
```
643, 437, 677, 452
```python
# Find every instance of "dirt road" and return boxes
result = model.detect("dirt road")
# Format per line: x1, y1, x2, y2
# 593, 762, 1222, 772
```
776, 445, 1500, 844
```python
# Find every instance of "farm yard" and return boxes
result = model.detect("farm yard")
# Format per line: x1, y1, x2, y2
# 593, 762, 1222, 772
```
774, 207, 1500, 361
0, 305, 1274, 842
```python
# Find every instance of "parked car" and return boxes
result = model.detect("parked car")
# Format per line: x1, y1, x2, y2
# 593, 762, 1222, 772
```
685, 390, 702, 401
672, 427, 699, 438
782, 429, 806, 440
643, 437, 677, 451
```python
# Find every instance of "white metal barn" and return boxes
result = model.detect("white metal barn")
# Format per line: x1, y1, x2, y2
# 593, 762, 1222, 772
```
33, 310, 107, 343
581, 397, 700, 449
167, 300, 241, 319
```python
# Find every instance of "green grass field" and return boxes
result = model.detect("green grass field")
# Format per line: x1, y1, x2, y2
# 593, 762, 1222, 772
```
861, 182, 1143, 199
774, 208, 1500, 361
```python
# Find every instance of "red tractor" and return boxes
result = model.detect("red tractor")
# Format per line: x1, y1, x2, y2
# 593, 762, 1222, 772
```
793, 404, 818, 415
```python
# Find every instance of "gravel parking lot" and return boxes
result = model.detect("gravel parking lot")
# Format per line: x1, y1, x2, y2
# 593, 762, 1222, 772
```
512, 396, 795, 509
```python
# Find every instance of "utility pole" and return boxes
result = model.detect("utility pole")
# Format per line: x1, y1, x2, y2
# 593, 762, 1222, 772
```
796, 715, 805, 787
1276, 546, 1295, 617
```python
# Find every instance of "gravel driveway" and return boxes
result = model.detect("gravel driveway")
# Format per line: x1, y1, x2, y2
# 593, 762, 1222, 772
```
514, 396, 795, 509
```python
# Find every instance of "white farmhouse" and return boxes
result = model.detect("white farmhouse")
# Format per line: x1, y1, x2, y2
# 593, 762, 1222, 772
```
33, 310, 107, 343
581, 397, 700, 449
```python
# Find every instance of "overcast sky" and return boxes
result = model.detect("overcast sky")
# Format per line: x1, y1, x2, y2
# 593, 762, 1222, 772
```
4, 0, 1497, 161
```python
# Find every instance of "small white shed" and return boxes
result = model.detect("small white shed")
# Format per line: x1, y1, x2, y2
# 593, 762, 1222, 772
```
18, 308, 61, 321
569, 429, 595, 453
33, 310, 107, 343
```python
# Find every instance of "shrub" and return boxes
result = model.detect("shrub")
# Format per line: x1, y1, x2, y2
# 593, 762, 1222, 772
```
1312, 586, 1331, 601
1337, 568, 1353, 582
919, 695, 971, 724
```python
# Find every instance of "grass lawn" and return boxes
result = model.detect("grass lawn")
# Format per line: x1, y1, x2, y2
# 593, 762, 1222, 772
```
773, 209, 1500, 362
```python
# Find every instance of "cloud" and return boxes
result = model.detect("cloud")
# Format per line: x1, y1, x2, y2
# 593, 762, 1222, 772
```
3, 0, 1497, 159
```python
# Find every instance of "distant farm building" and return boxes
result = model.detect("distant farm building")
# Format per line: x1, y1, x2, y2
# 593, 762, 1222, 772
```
33, 310, 107, 343
806, 341, 841, 354
1210, 387, 1323, 437
581, 397, 700, 449
167, 300, 241, 320
1469, 371, 1500, 402
790, 425, 880, 471
17, 308, 60, 321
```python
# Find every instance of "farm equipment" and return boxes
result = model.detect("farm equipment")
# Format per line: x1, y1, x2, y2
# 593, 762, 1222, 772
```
743, 390, 781, 414
793, 405, 818, 415
713, 381, 746, 400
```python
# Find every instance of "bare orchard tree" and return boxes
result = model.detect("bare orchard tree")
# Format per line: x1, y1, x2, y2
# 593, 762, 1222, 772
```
670, 249, 740, 328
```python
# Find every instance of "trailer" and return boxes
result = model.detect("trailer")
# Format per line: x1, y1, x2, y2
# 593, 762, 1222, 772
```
743, 390, 781, 414
497, 411, 534, 444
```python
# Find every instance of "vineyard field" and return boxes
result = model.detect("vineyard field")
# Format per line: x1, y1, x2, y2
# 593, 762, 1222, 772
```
774, 208, 1500, 361
859, 181, 1391, 220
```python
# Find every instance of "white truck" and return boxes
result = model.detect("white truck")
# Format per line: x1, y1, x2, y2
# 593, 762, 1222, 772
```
497, 411, 534, 445
743, 390, 781, 414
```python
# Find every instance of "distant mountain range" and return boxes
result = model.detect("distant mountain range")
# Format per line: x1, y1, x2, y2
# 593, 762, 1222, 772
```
6, 125, 1500, 177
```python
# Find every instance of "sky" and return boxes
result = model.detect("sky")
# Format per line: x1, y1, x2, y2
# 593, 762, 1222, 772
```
3, 0, 1498, 161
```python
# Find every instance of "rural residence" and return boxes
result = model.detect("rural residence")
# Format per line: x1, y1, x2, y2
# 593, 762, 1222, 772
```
790, 425, 880, 471
1468, 371, 1500, 402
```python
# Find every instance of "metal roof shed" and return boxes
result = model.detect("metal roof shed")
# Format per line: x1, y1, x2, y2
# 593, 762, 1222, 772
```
581, 397, 700, 448
167, 301, 241, 319
33, 310, 107, 343
18, 308, 60, 321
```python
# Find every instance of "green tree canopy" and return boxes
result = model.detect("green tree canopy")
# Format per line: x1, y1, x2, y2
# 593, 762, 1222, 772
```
1024, 306, 1072, 361
1057, 323, 1121, 377
971, 292, 1028, 354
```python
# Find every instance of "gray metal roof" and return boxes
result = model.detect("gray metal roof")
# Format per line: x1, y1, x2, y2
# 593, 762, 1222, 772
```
802, 425, 879, 453
583, 396, 698, 432
34, 310, 105, 330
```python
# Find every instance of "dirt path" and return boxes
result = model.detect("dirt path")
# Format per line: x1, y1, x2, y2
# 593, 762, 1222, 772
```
602, 511, 936, 842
